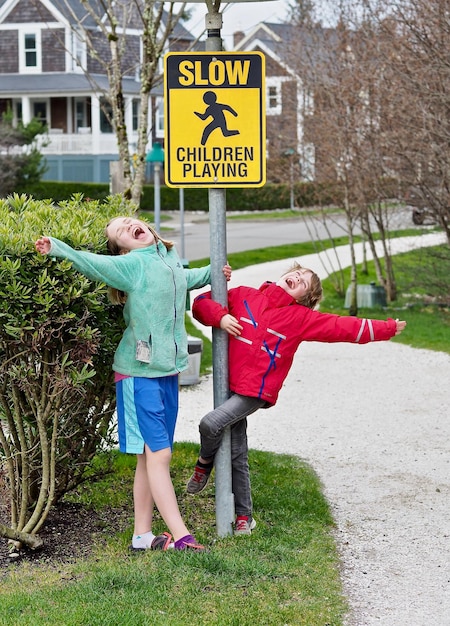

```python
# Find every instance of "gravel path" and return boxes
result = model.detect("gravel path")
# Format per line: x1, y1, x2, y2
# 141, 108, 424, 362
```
175, 233, 450, 626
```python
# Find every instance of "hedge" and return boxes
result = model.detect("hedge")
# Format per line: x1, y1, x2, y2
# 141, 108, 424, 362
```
16, 180, 341, 212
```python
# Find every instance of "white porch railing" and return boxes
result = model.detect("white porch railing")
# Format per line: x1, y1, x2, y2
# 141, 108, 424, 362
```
38, 132, 119, 155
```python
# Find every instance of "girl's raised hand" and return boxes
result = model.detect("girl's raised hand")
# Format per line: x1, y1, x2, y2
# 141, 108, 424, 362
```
222, 263, 232, 282
35, 237, 52, 255
395, 319, 407, 335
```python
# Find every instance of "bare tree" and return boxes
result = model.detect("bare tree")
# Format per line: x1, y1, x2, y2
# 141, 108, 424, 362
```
378, 0, 450, 244
285, 2, 418, 308
57, 0, 188, 205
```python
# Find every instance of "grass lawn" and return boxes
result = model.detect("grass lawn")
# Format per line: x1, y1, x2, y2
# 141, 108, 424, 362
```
0, 447, 347, 626
1, 224, 447, 626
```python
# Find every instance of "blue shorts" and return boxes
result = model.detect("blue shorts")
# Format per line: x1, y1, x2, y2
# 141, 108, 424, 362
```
116, 376, 179, 454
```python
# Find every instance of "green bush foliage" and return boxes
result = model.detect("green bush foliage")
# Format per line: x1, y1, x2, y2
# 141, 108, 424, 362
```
0, 113, 47, 197
0, 193, 134, 541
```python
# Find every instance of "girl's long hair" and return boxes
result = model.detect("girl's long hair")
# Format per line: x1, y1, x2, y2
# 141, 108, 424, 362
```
106, 220, 174, 305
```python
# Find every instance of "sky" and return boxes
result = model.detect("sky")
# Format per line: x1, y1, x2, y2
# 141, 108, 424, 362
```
183, 0, 291, 49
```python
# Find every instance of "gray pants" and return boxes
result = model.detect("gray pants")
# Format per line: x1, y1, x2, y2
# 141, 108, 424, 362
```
199, 394, 266, 518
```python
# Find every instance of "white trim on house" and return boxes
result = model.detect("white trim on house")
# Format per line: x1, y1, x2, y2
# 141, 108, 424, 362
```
38, 0, 68, 24
0, 0, 19, 23
235, 22, 282, 50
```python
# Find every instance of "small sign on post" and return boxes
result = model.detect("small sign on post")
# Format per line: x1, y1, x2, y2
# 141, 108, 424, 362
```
164, 51, 266, 188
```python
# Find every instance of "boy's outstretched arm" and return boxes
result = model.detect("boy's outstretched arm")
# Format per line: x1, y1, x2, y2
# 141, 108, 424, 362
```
296, 308, 406, 344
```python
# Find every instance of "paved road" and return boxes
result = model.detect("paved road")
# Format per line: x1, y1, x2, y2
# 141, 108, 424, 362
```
165, 207, 417, 261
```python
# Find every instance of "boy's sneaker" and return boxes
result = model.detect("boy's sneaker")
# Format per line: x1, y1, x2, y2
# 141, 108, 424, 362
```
186, 462, 213, 494
234, 516, 257, 536
174, 534, 206, 551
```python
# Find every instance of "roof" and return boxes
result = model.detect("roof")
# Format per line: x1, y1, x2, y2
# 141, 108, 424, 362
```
235, 21, 337, 71
0, 0, 195, 40
0, 73, 141, 96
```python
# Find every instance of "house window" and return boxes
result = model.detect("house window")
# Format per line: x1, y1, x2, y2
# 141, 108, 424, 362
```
75, 98, 88, 130
266, 78, 287, 116
20, 31, 41, 72
268, 86, 278, 109
33, 101, 48, 126
132, 99, 139, 132
25, 34, 37, 67
100, 99, 113, 133
72, 31, 87, 72
15, 102, 23, 123
155, 97, 164, 138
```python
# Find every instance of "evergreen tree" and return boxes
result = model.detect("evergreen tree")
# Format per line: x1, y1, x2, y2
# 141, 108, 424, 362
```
0, 112, 47, 197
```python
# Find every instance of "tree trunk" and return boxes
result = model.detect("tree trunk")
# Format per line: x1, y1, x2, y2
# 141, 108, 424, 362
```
344, 191, 358, 316
0, 523, 43, 550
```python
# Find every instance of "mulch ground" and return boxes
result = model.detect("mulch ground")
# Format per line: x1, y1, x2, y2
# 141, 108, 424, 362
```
0, 501, 131, 576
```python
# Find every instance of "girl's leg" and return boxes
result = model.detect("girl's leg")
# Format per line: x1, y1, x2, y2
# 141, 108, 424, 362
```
144, 444, 191, 543
133, 452, 154, 535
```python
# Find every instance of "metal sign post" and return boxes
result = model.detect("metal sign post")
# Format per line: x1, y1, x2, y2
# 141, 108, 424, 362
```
204, 8, 234, 538
164, 0, 268, 537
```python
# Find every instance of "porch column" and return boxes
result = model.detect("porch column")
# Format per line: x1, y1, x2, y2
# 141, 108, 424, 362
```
90, 94, 101, 154
21, 96, 31, 124
67, 97, 73, 134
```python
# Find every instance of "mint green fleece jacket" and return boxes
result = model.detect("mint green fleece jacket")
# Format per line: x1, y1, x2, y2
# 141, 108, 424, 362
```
48, 237, 211, 378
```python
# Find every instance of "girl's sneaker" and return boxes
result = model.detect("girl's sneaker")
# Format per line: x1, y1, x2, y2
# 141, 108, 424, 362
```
151, 532, 173, 551
234, 516, 257, 536
174, 534, 206, 551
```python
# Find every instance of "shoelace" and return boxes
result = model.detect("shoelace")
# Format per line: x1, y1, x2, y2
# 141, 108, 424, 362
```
185, 542, 204, 550
235, 519, 249, 532
192, 467, 206, 483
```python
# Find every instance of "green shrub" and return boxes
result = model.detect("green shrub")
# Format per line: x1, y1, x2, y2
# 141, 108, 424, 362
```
0, 193, 133, 543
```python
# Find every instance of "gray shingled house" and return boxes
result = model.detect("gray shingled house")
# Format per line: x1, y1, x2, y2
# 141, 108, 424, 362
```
0, 0, 195, 183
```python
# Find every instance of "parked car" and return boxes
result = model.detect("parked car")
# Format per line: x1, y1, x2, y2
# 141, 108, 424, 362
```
404, 185, 438, 225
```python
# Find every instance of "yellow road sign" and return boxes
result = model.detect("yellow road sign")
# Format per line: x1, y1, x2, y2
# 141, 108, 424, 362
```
164, 51, 266, 188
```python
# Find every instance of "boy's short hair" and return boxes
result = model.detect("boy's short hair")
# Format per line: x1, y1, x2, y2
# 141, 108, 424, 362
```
284, 261, 323, 309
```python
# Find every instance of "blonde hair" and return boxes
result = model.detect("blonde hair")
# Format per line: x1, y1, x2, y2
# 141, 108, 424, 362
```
105, 218, 175, 305
284, 261, 323, 309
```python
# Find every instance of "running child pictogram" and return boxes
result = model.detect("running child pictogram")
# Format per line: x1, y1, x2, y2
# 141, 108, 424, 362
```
195, 91, 240, 145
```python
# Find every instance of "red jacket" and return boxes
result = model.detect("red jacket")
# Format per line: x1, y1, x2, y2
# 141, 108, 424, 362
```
192, 282, 397, 406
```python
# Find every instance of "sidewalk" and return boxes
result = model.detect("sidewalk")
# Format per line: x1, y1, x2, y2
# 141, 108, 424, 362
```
176, 232, 450, 626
